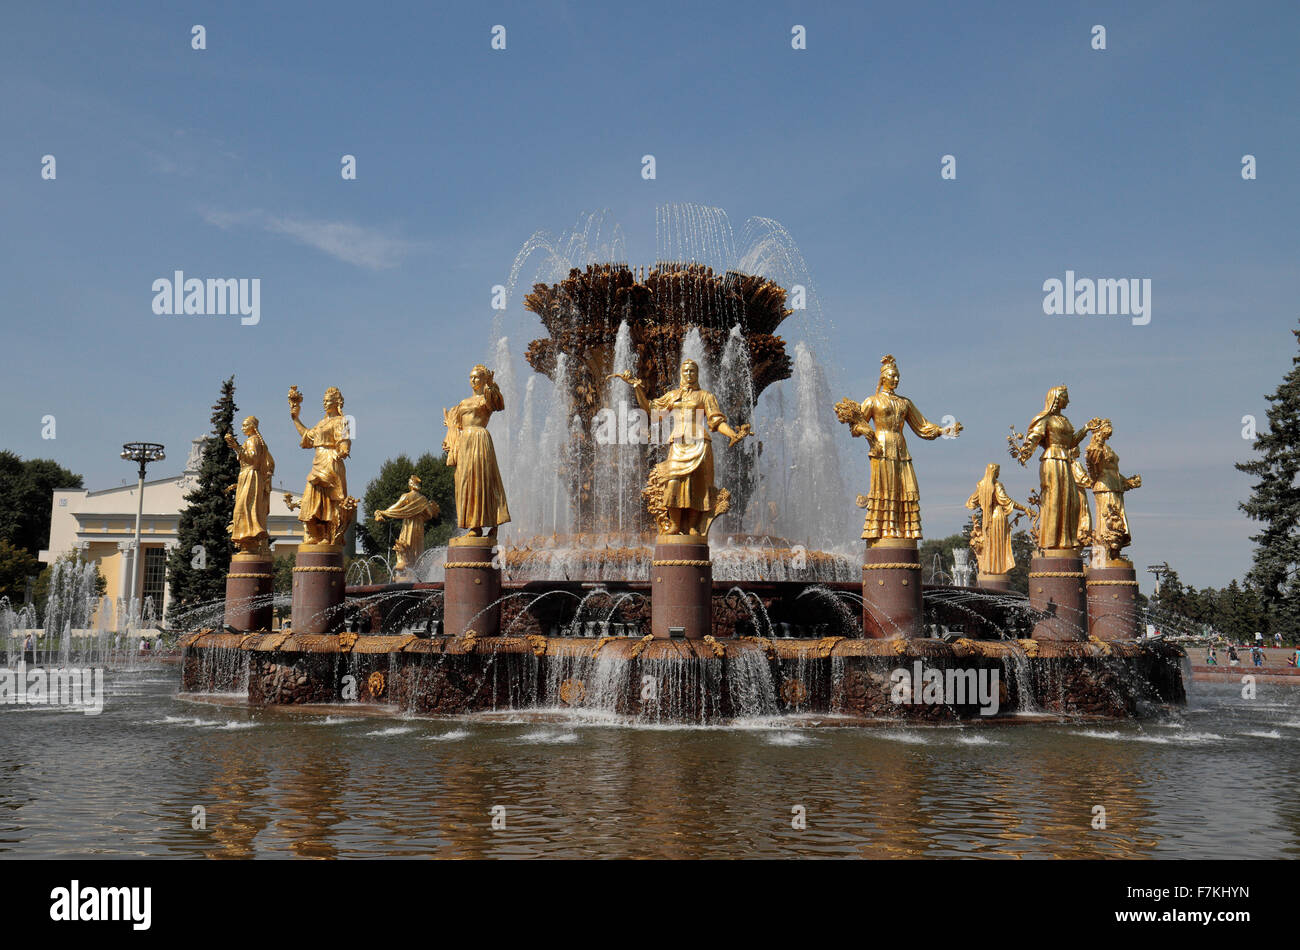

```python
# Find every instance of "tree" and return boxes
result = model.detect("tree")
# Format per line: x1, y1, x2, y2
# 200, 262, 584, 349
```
166, 377, 239, 622
0, 539, 41, 603
0, 450, 84, 556
272, 553, 293, 625
1237, 320, 1300, 628
360, 453, 454, 560
1008, 530, 1035, 595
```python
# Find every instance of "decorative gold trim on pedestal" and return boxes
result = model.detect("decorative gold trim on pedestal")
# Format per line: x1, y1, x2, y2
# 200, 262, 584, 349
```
449, 535, 496, 549
1086, 579, 1139, 586
1040, 547, 1081, 558
444, 561, 496, 569
1029, 570, 1085, 578
652, 559, 712, 567
293, 565, 344, 573
654, 534, 711, 546
867, 537, 919, 550
298, 543, 343, 554
862, 562, 922, 571
228, 572, 273, 579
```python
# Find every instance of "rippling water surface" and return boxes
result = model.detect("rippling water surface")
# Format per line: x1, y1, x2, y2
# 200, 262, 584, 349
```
2, 670, 1297, 858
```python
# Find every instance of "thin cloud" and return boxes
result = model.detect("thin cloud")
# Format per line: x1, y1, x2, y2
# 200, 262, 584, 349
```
201, 208, 427, 270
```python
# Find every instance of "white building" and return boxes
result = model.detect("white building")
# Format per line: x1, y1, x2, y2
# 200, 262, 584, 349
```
40, 437, 304, 623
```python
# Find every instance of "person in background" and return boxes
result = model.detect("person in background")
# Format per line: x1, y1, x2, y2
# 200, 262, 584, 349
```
1275, 632, 1283, 649
22, 632, 34, 665
1206, 645, 1218, 666
1252, 645, 1264, 667
1227, 644, 1240, 667
1255, 631, 1264, 648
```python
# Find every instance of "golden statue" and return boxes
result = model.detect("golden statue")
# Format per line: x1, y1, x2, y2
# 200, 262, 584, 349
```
1069, 447, 1094, 548
224, 416, 275, 554
834, 354, 961, 542
1084, 417, 1141, 562
610, 359, 752, 537
375, 475, 439, 573
1010, 385, 1091, 554
964, 463, 1030, 575
286, 385, 357, 546
442, 365, 511, 537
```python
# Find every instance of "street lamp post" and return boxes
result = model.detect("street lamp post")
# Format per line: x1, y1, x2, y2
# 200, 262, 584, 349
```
121, 442, 165, 626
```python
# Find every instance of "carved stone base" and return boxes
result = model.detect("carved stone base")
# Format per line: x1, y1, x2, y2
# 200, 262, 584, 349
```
291, 544, 345, 635
651, 535, 712, 639
976, 572, 1012, 592
444, 536, 501, 638
224, 551, 273, 632
1087, 559, 1139, 641
1028, 554, 1088, 641
862, 538, 923, 639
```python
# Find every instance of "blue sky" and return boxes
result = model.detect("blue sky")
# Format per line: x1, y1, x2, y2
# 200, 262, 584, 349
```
2, 0, 1297, 588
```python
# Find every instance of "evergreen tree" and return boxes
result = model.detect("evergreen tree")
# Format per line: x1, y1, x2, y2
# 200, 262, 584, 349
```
360, 453, 454, 559
1237, 320, 1300, 626
166, 377, 239, 622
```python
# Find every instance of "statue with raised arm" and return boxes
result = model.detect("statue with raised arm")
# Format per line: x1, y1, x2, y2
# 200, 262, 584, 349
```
834, 354, 961, 542
442, 365, 511, 538
287, 385, 357, 546
1010, 385, 1091, 554
964, 463, 1030, 576
1084, 417, 1142, 562
225, 416, 275, 554
375, 474, 439, 574
610, 358, 752, 537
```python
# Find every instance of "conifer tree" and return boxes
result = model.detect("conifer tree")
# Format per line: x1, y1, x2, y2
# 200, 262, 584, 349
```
166, 377, 239, 623
1237, 321, 1300, 630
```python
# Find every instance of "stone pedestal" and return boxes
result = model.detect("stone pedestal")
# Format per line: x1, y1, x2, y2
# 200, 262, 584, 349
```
1028, 551, 1088, 641
650, 535, 712, 639
976, 572, 1012, 592
861, 538, 923, 639
1087, 558, 1139, 641
443, 536, 501, 638
224, 550, 273, 632
291, 544, 346, 635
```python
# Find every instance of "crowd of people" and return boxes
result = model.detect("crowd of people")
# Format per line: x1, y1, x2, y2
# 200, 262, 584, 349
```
1204, 630, 1299, 668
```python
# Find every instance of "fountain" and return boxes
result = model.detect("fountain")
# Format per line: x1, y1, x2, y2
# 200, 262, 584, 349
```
179, 206, 1186, 723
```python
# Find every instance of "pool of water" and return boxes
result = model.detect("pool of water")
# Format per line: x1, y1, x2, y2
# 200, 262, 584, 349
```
1, 669, 1296, 858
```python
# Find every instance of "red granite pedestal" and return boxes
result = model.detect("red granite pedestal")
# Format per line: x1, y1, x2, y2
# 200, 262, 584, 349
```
977, 572, 1012, 592
862, 538, 923, 639
1028, 551, 1088, 641
651, 535, 712, 639
1087, 557, 1139, 641
224, 550, 273, 632
291, 544, 346, 635
443, 536, 502, 638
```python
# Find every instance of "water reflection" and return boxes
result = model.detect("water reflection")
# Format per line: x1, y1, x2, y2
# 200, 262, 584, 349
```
0, 675, 1296, 858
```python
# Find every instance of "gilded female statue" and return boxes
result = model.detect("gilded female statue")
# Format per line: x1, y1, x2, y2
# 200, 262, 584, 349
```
442, 365, 510, 537
225, 416, 274, 553
288, 385, 356, 546
1084, 417, 1141, 561
1069, 447, 1093, 548
1012, 385, 1091, 553
375, 474, 439, 573
965, 463, 1030, 575
610, 358, 752, 537
835, 354, 961, 542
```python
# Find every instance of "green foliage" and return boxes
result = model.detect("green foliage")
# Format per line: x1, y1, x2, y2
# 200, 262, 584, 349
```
1008, 531, 1034, 595
272, 554, 294, 623
919, 533, 972, 584
166, 377, 239, 622
1237, 320, 1300, 628
0, 450, 84, 555
0, 539, 42, 603
360, 453, 454, 560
